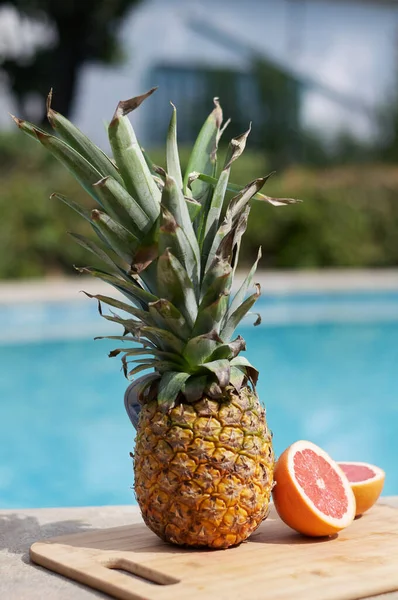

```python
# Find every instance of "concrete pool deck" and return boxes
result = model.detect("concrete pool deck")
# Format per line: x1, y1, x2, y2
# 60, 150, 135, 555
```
1, 499, 398, 599
1, 270, 398, 304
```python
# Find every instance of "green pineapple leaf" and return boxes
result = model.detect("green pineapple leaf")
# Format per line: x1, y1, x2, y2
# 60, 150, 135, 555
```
82, 292, 153, 322
90, 209, 139, 264
77, 267, 158, 310
229, 366, 246, 392
200, 257, 232, 308
185, 196, 202, 221
10, 114, 48, 141
221, 283, 261, 341
127, 359, 184, 376
199, 359, 231, 389
208, 336, 246, 361
211, 206, 250, 274
184, 331, 222, 367
93, 176, 151, 237
69, 233, 126, 276
228, 247, 262, 318
192, 293, 229, 338
109, 347, 159, 359
106, 316, 186, 355
28, 127, 103, 203
227, 178, 268, 222
140, 146, 159, 176
183, 98, 222, 201
195, 172, 301, 206
182, 375, 208, 403
158, 371, 191, 412
158, 207, 199, 292
201, 125, 252, 269
128, 373, 160, 408
157, 249, 197, 329
127, 362, 160, 378
94, 334, 155, 348
52, 194, 120, 255
204, 178, 266, 273
96, 307, 155, 329
138, 326, 185, 354
51, 193, 92, 221
129, 216, 160, 277
148, 299, 190, 341
166, 103, 184, 191
230, 356, 259, 388
160, 172, 200, 266
46, 90, 124, 186
112, 348, 185, 367
13, 89, 302, 404
108, 88, 160, 222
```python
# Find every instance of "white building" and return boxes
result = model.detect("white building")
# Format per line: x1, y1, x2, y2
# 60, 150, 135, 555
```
1, 0, 398, 147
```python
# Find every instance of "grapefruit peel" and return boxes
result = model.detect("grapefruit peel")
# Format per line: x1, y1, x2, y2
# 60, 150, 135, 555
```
272, 440, 356, 537
338, 461, 385, 517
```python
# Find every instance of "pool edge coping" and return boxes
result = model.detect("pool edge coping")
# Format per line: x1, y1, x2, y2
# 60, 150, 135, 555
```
1, 269, 398, 305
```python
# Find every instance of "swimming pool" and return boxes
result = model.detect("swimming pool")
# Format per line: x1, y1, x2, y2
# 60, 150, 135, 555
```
1, 290, 397, 508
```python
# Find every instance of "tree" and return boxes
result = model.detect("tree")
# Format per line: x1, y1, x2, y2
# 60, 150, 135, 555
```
0, 0, 141, 122
376, 88, 398, 162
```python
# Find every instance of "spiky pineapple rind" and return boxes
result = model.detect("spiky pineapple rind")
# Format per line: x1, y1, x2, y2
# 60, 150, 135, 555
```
134, 387, 274, 548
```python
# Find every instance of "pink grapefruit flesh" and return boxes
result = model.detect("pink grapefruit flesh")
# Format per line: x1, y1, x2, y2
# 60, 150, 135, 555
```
272, 441, 356, 537
294, 449, 349, 519
338, 461, 385, 516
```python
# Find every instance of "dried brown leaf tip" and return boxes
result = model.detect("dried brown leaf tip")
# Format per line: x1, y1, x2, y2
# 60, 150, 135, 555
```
212, 97, 223, 129
187, 171, 200, 190
111, 87, 158, 124
160, 207, 178, 234
154, 165, 167, 178
224, 123, 252, 170
9, 113, 22, 127
93, 176, 110, 188
46, 88, 54, 117
131, 245, 158, 274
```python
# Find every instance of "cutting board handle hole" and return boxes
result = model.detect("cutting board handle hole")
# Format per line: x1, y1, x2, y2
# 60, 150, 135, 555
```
103, 557, 180, 586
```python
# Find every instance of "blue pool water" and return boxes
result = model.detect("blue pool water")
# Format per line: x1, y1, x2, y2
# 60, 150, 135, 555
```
0, 291, 397, 508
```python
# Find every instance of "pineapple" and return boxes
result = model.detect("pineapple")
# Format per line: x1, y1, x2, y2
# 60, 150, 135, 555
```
13, 88, 298, 548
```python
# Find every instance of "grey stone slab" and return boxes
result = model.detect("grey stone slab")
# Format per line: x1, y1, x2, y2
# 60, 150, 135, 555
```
1, 500, 397, 600
0, 505, 142, 600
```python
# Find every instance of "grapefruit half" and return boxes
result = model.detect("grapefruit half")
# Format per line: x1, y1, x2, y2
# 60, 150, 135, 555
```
338, 461, 385, 517
272, 440, 356, 537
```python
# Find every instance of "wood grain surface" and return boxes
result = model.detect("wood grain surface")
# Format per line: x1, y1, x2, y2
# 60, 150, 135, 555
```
30, 503, 398, 600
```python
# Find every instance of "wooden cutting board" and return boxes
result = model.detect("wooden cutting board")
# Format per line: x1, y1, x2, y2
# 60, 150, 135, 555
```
30, 503, 398, 600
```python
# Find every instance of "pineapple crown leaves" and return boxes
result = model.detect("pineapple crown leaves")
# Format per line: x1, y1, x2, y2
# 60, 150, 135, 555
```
13, 87, 301, 412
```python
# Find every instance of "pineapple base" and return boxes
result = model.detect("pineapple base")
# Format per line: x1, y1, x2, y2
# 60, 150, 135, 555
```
134, 388, 274, 548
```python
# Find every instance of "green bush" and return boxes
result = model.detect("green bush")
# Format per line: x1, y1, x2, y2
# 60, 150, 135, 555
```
0, 133, 96, 278
241, 167, 398, 268
1, 132, 398, 280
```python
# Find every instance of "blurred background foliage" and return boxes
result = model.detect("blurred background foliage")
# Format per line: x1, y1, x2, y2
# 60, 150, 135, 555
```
2, 128, 398, 279
0, 0, 142, 122
1, 0, 398, 279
